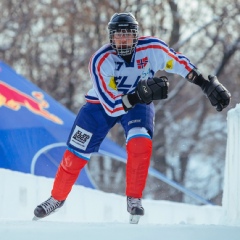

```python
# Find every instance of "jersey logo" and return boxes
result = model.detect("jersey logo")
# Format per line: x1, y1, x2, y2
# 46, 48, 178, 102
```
108, 76, 117, 90
136, 57, 148, 69
141, 62, 151, 80
165, 59, 174, 70
114, 76, 140, 94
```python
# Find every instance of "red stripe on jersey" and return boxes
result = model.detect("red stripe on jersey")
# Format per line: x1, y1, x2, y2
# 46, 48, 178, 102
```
88, 55, 93, 73
86, 99, 100, 104
136, 45, 192, 71
96, 52, 120, 100
102, 101, 124, 114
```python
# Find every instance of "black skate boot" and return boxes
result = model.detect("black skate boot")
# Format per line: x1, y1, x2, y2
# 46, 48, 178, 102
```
127, 197, 144, 224
33, 196, 65, 220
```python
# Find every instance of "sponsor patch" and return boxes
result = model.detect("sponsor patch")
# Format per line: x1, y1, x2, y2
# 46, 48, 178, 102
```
128, 119, 141, 125
69, 126, 92, 150
165, 59, 174, 70
108, 76, 117, 90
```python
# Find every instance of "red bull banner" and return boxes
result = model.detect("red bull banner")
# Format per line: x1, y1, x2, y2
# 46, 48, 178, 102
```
0, 61, 96, 188
0, 81, 63, 124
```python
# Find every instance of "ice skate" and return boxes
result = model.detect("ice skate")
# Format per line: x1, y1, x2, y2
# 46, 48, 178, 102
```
127, 197, 144, 224
33, 196, 65, 221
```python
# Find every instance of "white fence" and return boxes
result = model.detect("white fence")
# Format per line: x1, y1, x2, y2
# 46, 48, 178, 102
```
221, 103, 240, 225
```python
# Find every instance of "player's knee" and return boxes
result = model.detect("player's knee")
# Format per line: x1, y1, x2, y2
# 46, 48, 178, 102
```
61, 149, 88, 173
127, 127, 151, 142
127, 137, 152, 157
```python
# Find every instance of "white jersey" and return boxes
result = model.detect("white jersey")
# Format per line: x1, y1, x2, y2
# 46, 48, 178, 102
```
86, 36, 195, 117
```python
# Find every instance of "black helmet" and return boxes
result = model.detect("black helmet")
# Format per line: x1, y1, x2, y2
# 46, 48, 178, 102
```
108, 13, 139, 56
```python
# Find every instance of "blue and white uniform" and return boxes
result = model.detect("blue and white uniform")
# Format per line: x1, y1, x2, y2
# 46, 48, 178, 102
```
67, 36, 195, 158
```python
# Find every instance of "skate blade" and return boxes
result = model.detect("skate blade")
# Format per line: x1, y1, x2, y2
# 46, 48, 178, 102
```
32, 216, 41, 221
129, 214, 141, 224
32, 207, 61, 221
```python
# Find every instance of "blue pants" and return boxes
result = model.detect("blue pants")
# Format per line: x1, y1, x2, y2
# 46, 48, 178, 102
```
67, 102, 155, 154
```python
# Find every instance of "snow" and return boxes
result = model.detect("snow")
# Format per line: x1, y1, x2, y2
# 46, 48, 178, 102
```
0, 169, 240, 240
1, 221, 240, 240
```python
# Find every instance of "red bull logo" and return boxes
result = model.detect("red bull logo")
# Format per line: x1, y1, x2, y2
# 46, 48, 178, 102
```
0, 81, 63, 124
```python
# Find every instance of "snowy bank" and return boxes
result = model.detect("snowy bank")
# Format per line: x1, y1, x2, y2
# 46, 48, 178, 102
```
0, 168, 222, 225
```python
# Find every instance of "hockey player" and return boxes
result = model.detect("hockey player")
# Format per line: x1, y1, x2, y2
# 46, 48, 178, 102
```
33, 13, 231, 223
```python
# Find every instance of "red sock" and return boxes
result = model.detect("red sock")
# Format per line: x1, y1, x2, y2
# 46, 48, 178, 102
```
51, 149, 88, 201
126, 137, 152, 198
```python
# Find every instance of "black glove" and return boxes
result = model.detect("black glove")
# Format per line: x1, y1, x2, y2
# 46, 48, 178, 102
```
122, 76, 169, 111
201, 75, 231, 111
186, 69, 231, 111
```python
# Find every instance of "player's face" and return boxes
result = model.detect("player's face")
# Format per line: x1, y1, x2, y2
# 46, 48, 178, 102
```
113, 29, 135, 48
